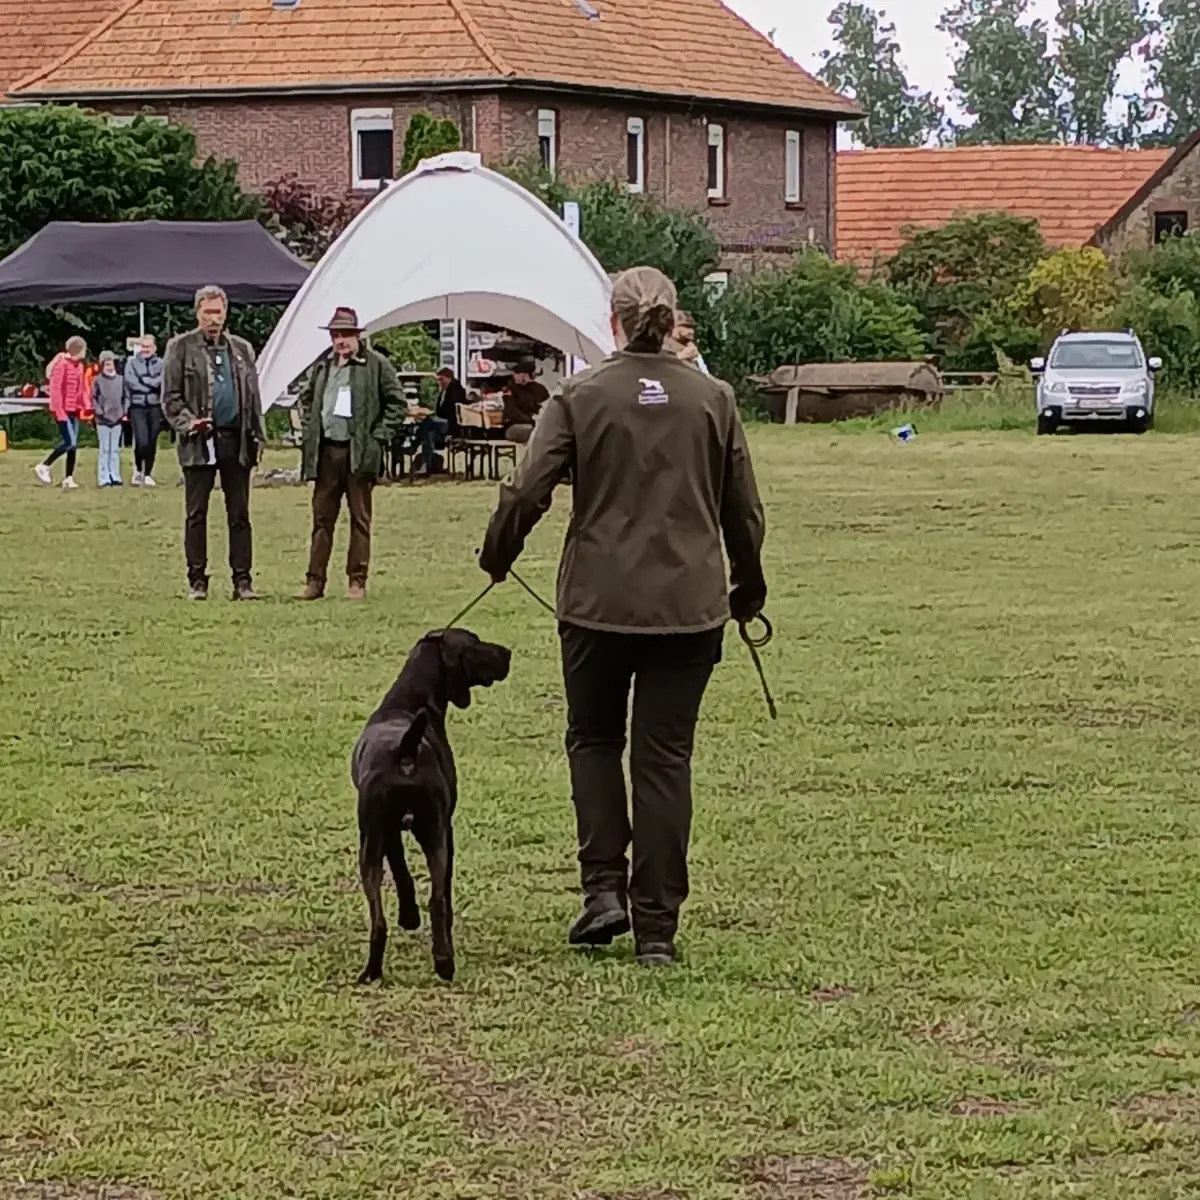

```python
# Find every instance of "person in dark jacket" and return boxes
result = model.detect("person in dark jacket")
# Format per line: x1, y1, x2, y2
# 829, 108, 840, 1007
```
162, 285, 266, 601
295, 307, 406, 600
502, 361, 548, 444
479, 266, 767, 967
124, 335, 164, 486
92, 351, 128, 487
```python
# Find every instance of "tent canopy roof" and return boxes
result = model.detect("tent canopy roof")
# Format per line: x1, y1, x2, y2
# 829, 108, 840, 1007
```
0, 220, 309, 307
256, 152, 614, 407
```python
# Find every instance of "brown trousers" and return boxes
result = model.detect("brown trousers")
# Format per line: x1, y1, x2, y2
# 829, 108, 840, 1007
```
560, 622, 722, 942
306, 441, 374, 590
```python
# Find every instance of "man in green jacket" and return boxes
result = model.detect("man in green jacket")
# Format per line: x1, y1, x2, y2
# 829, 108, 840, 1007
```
296, 307, 406, 601
162, 285, 267, 602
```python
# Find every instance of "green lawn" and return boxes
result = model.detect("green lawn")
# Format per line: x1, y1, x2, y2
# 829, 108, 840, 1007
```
4, 430, 1200, 1200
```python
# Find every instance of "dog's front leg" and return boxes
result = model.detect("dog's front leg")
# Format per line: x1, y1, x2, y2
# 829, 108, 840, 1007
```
356, 826, 388, 985
420, 824, 455, 982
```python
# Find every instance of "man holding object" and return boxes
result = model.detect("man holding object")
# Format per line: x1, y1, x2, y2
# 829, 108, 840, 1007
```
162, 285, 266, 601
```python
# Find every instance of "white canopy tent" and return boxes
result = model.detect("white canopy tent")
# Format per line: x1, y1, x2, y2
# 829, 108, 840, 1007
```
256, 152, 615, 408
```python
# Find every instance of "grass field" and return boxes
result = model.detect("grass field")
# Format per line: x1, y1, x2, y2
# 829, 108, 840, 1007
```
5, 430, 1200, 1200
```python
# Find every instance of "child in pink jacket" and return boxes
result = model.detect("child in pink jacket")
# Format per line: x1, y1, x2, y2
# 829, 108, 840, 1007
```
36, 336, 89, 490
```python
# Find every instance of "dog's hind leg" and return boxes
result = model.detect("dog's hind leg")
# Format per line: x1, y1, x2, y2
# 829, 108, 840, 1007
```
385, 829, 421, 931
356, 827, 388, 985
420, 824, 455, 982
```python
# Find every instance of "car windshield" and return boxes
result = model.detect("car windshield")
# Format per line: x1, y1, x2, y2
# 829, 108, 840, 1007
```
1049, 340, 1143, 370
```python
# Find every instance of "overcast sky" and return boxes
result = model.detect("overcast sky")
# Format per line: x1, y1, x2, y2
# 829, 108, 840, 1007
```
726, 0, 1149, 128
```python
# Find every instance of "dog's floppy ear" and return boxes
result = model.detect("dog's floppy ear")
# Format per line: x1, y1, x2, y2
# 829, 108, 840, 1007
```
440, 639, 473, 710
396, 710, 429, 775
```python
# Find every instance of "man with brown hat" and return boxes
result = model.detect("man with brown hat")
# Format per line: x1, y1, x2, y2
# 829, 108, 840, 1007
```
162, 285, 266, 601
295, 306, 406, 601
480, 266, 767, 968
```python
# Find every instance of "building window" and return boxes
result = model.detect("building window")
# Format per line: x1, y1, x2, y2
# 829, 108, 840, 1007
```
785, 129, 803, 205
626, 117, 645, 193
106, 113, 168, 127
352, 108, 394, 190
538, 109, 558, 173
1154, 210, 1189, 242
703, 270, 729, 299
707, 122, 726, 200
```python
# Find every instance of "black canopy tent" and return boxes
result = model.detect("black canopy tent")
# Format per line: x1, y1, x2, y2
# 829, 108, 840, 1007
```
0, 220, 309, 307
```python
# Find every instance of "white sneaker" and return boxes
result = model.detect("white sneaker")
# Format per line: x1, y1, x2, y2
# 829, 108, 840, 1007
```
143, 475, 157, 488
35, 464, 52, 486
62, 477, 79, 491
132, 471, 144, 487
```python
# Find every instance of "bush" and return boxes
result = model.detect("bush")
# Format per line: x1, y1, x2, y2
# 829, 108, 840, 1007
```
1005, 247, 1118, 344
400, 112, 461, 175
887, 212, 1047, 369
708, 249, 928, 393
1113, 281, 1200, 393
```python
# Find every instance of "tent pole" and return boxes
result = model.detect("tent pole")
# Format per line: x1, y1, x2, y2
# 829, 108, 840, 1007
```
139, 303, 145, 338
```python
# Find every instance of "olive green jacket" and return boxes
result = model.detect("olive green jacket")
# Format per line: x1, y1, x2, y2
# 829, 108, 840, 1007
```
298, 347, 406, 481
162, 328, 266, 469
480, 350, 767, 634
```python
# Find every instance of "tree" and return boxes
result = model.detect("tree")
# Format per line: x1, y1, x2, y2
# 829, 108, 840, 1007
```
818, 2, 944, 147
1147, 0, 1200, 144
1005, 246, 1118, 340
938, 0, 1058, 143
400, 112, 462, 175
262, 173, 363, 262
499, 162, 722, 336
709, 251, 928, 391
1053, 0, 1153, 144
887, 212, 1047, 366
0, 106, 260, 385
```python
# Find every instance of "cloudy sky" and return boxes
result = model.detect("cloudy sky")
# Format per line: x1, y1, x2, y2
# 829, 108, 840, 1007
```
726, 0, 1148, 123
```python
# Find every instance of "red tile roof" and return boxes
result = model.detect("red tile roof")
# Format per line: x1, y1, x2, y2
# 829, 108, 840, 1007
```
0, 0, 122, 96
11, 0, 860, 117
836, 145, 1171, 263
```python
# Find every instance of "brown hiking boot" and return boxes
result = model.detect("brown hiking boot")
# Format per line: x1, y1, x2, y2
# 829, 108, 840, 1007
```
347, 582, 367, 601
295, 581, 324, 601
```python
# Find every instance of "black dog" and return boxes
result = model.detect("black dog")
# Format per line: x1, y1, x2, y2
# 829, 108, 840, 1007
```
351, 628, 511, 984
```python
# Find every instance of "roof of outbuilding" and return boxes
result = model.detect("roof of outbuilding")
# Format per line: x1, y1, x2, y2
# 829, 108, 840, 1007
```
836, 145, 1171, 262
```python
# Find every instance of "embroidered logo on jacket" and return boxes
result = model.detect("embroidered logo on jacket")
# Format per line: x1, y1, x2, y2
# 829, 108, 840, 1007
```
637, 378, 669, 405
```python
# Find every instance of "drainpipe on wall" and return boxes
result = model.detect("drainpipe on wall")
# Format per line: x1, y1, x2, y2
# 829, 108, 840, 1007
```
664, 112, 672, 201
470, 102, 478, 154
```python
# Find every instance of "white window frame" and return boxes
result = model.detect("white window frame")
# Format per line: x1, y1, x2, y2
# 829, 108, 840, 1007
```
703, 270, 730, 300
351, 107, 394, 191
707, 122, 726, 200
626, 117, 645, 194
538, 108, 558, 174
785, 129, 802, 204
106, 113, 168, 127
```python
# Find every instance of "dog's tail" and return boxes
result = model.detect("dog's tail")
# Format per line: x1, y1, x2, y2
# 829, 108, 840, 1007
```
396, 709, 429, 776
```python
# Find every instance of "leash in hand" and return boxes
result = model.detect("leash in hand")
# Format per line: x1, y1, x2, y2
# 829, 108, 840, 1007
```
738, 614, 778, 720
444, 564, 778, 721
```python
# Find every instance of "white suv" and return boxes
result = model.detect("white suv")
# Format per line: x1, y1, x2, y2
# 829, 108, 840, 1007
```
1032, 331, 1161, 435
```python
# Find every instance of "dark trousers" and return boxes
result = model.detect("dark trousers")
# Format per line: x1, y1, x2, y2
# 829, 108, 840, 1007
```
183, 429, 253, 588
306, 441, 374, 589
130, 406, 162, 476
560, 623, 722, 941
43, 418, 79, 477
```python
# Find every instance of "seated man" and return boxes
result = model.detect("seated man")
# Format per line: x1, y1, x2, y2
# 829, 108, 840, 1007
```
411, 367, 465, 474
502, 361, 549, 444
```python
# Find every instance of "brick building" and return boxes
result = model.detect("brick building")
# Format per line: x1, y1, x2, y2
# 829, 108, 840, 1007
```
7, 0, 861, 272
1090, 131, 1200, 258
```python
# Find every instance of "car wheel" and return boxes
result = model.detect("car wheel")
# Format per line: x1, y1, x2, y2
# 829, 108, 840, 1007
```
1036, 414, 1057, 436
